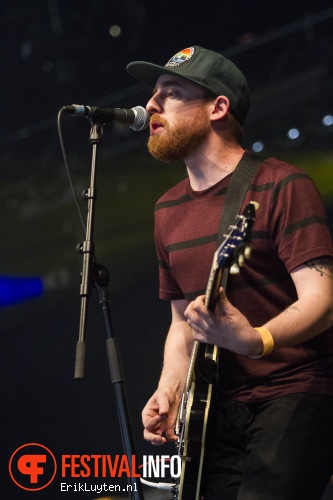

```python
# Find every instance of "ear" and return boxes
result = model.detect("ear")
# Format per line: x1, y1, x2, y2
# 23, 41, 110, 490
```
210, 96, 230, 122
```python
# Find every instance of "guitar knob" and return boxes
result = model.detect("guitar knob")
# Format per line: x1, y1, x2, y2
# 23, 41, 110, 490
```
171, 483, 179, 499
230, 263, 240, 274
238, 254, 245, 267
244, 245, 252, 259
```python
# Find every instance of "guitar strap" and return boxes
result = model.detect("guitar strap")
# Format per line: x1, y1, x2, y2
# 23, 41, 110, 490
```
217, 151, 265, 290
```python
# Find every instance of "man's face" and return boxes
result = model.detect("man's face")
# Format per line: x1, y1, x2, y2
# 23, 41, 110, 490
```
146, 75, 212, 162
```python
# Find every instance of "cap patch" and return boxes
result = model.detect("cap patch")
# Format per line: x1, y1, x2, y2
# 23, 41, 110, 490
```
165, 47, 195, 67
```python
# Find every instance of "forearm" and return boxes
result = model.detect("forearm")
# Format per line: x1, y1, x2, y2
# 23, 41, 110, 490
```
141, 300, 193, 444
260, 258, 333, 351
158, 319, 193, 393
264, 292, 333, 350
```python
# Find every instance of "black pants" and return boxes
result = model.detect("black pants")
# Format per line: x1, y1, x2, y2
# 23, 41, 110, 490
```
202, 393, 333, 500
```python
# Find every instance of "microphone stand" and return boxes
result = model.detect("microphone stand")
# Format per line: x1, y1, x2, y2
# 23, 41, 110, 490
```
74, 122, 144, 500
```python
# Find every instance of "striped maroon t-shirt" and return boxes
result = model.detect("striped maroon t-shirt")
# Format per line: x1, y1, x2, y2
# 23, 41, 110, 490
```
154, 156, 333, 402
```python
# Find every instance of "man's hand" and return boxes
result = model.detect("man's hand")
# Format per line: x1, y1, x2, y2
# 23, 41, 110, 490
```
142, 388, 180, 445
184, 287, 262, 357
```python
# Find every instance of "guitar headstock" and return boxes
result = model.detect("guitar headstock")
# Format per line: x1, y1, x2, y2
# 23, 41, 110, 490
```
217, 201, 259, 274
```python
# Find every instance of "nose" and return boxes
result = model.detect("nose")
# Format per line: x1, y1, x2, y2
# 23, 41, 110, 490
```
146, 93, 162, 115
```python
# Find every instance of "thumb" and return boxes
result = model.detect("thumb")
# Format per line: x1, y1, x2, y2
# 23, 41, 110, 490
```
155, 390, 174, 416
157, 399, 170, 417
218, 287, 234, 315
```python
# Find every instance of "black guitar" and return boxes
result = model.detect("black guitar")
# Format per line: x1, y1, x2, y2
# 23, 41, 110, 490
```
173, 201, 258, 500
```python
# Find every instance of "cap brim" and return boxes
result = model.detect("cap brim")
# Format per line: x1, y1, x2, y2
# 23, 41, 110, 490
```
126, 61, 189, 88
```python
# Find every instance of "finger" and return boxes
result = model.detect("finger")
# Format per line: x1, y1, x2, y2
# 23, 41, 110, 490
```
193, 294, 206, 306
218, 287, 234, 314
186, 306, 208, 329
165, 429, 178, 442
144, 413, 167, 431
186, 318, 202, 333
192, 330, 207, 343
143, 428, 166, 445
184, 295, 205, 317
143, 397, 170, 420
218, 287, 228, 303
154, 393, 172, 416
192, 295, 209, 316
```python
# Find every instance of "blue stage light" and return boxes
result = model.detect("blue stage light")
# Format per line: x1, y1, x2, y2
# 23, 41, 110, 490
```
0, 276, 44, 307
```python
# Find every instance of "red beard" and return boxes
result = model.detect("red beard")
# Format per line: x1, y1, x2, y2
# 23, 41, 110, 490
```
147, 108, 210, 163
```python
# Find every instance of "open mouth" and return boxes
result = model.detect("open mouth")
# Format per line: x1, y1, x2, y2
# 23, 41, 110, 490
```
150, 119, 165, 134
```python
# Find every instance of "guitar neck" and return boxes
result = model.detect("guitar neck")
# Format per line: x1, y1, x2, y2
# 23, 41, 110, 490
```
205, 254, 224, 312
183, 259, 222, 393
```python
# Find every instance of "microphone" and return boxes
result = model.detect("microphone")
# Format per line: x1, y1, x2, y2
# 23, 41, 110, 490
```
63, 104, 150, 131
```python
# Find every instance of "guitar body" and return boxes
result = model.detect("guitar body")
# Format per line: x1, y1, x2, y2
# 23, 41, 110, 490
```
176, 343, 218, 500
173, 202, 258, 500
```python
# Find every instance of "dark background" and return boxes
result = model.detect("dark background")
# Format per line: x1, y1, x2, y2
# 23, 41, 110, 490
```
1, 1, 333, 498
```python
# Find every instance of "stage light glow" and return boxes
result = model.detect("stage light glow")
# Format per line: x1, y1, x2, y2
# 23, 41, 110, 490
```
322, 115, 333, 126
109, 25, 121, 37
0, 276, 43, 307
252, 141, 264, 153
287, 128, 300, 140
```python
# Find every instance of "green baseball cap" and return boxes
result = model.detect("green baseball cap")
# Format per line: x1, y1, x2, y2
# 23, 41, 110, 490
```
126, 46, 250, 125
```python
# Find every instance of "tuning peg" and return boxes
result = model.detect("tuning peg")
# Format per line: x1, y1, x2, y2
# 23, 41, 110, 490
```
238, 254, 245, 267
230, 262, 240, 275
244, 245, 252, 259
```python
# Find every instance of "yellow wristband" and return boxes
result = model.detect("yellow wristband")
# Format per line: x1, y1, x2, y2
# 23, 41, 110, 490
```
250, 327, 274, 359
